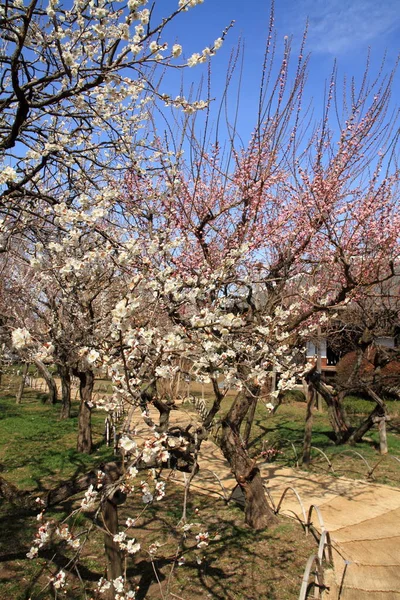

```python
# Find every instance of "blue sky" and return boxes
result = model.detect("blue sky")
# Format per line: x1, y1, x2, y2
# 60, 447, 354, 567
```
158, 0, 400, 145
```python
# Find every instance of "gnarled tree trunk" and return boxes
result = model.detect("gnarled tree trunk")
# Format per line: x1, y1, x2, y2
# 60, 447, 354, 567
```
76, 370, 94, 454
33, 359, 58, 404
153, 397, 173, 432
349, 387, 389, 449
220, 387, 277, 530
102, 498, 123, 600
307, 370, 350, 443
101, 463, 126, 600
58, 364, 71, 419
348, 404, 382, 444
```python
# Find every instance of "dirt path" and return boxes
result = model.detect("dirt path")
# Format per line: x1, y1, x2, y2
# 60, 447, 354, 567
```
130, 405, 400, 599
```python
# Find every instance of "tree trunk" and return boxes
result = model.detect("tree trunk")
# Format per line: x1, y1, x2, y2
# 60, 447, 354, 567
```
220, 388, 277, 530
0, 339, 4, 388
101, 463, 126, 600
76, 371, 94, 454
16, 362, 29, 404
349, 404, 382, 444
102, 498, 123, 600
363, 388, 389, 454
153, 397, 173, 432
33, 359, 58, 404
58, 364, 71, 419
307, 370, 350, 443
302, 380, 316, 465
243, 397, 258, 448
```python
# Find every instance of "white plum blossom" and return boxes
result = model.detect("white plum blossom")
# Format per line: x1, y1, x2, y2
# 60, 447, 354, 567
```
86, 349, 100, 364
138, 9, 150, 24
126, 539, 141, 554
113, 576, 125, 593
0, 166, 17, 184
119, 435, 138, 453
195, 531, 209, 548
97, 578, 112, 593
172, 44, 182, 57
148, 541, 161, 554
155, 480, 165, 501
51, 570, 66, 589
34, 521, 51, 548
113, 531, 127, 544
141, 435, 170, 465
81, 485, 98, 511
149, 41, 158, 53
128, 466, 139, 478
56, 524, 71, 540
179, 0, 204, 9
187, 52, 201, 67
12, 328, 32, 350
141, 482, 153, 503
112, 299, 129, 320
26, 546, 39, 559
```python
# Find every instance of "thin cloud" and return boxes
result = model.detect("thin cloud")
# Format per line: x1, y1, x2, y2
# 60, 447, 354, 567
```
283, 0, 400, 54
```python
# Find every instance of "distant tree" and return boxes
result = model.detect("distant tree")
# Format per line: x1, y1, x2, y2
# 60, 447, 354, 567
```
323, 279, 400, 451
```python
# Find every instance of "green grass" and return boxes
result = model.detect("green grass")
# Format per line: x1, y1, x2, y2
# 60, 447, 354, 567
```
342, 394, 400, 416
248, 400, 400, 485
0, 375, 318, 600
0, 376, 114, 490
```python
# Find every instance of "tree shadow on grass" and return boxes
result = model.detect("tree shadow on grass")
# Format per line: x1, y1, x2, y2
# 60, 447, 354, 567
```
123, 489, 307, 600
248, 418, 338, 454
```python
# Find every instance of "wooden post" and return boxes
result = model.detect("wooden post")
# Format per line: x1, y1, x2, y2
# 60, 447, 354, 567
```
379, 418, 388, 455
302, 379, 316, 465
16, 362, 29, 404
316, 331, 323, 412
373, 415, 390, 455
175, 369, 181, 400
113, 423, 118, 456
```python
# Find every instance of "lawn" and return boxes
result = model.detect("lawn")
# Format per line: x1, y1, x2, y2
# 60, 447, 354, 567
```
0, 374, 317, 600
0, 374, 114, 490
